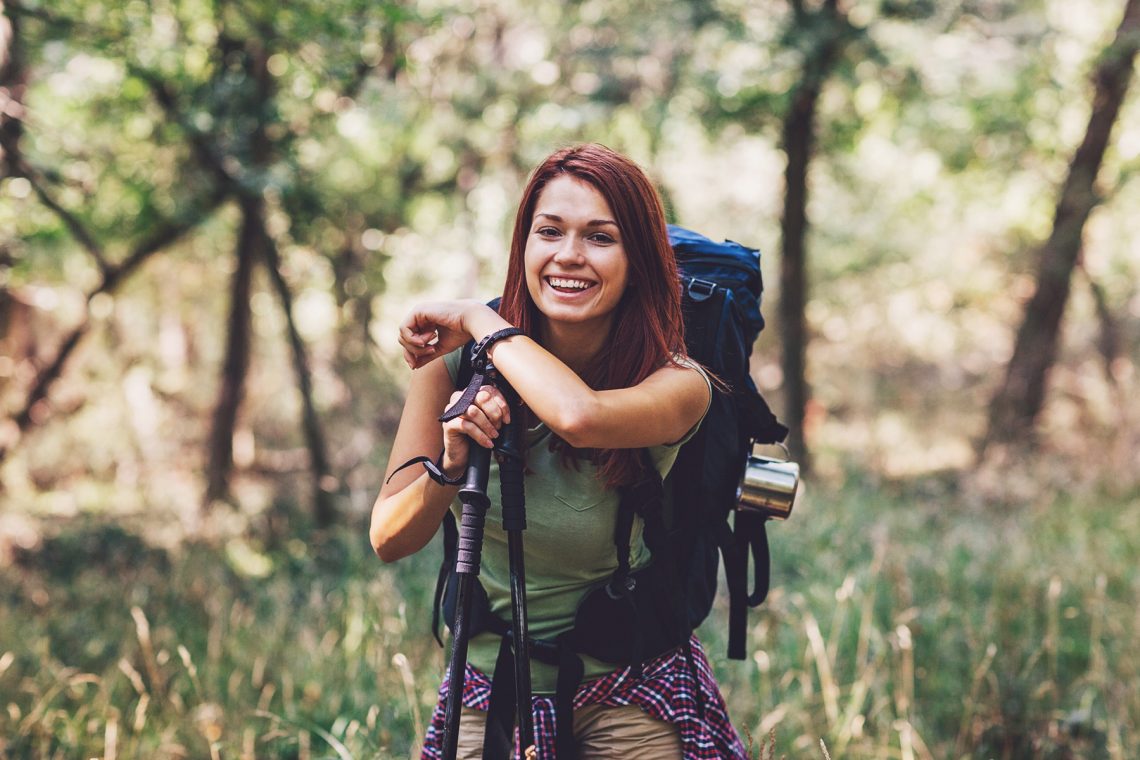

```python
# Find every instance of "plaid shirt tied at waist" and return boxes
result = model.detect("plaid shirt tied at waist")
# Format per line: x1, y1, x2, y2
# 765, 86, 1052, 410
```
419, 635, 748, 760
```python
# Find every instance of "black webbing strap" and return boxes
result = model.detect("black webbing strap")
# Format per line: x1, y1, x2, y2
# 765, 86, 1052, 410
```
483, 635, 518, 759
726, 510, 770, 660
609, 464, 666, 676
554, 639, 585, 760
440, 327, 524, 423
744, 514, 771, 607
720, 521, 747, 661
611, 500, 636, 582
439, 367, 487, 423
388, 452, 466, 487
483, 633, 583, 760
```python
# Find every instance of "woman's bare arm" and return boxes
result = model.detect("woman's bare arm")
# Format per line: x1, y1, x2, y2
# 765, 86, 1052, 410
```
399, 301, 710, 450
369, 359, 459, 562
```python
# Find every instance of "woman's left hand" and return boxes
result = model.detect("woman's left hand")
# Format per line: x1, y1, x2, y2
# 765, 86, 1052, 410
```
398, 300, 487, 369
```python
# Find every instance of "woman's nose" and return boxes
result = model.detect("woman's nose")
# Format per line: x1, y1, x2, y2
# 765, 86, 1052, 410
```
552, 236, 585, 265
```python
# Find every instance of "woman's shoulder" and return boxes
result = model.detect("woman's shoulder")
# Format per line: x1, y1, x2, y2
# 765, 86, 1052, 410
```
665, 354, 713, 403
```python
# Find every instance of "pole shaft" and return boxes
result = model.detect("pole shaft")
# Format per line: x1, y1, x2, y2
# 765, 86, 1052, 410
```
498, 394, 534, 751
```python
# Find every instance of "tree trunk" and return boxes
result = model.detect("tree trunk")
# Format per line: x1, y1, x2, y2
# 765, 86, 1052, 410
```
263, 230, 337, 527
983, 0, 1140, 452
205, 197, 260, 505
0, 0, 25, 178
778, 0, 846, 471
204, 42, 278, 509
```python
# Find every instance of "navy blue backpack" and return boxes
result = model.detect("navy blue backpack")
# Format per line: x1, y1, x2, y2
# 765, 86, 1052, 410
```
664, 224, 788, 659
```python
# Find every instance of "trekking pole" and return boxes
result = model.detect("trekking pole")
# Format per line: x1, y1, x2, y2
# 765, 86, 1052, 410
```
495, 377, 535, 755
441, 440, 493, 760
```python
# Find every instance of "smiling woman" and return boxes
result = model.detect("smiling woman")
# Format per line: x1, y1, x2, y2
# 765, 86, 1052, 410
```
371, 145, 746, 760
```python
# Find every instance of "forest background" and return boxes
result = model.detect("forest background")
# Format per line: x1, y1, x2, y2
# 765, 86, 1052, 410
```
1, 0, 1138, 758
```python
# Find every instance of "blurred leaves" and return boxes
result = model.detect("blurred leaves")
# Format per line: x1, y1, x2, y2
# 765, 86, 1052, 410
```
2, 0, 1138, 535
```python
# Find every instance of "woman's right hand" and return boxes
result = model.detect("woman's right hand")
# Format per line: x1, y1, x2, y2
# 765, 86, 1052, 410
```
398, 299, 497, 370
439, 384, 512, 479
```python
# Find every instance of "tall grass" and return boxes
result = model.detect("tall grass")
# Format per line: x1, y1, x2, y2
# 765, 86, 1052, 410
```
2, 478, 1137, 758
1, 527, 445, 759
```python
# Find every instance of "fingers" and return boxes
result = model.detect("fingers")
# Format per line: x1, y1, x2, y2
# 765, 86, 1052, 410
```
398, 302, 487, 367
474, 385, 511, 426
442, 386, 510, 448
399, 324, 439, 368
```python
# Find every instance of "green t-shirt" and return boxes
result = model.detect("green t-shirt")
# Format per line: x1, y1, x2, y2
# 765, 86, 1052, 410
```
443, 349, 709, 693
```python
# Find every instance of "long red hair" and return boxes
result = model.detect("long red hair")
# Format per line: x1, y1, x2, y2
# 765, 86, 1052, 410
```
499, 144, 686, 486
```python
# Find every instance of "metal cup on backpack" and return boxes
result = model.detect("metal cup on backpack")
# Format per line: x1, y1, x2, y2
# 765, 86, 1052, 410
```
736, 443, 800, 521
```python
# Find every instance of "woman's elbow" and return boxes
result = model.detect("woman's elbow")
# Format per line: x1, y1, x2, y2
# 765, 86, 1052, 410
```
370, 528, 401, 564
369, 508, 410, 563
372, 533, 414, 564
551, 400, 600, 448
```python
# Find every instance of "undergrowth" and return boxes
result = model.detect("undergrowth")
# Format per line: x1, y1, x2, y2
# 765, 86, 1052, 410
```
1, 479, 1136, 759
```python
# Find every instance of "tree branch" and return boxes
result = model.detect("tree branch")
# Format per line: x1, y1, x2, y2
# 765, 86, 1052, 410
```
1, 185, 230, 463
261, 224, 337, 527
131, 64, 237, 189
22, 164, 111, 272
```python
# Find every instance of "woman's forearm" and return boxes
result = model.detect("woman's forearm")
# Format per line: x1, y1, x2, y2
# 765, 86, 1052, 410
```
460, 303, 706, 449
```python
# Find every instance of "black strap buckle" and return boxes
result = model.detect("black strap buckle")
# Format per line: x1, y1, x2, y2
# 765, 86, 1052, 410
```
605, 573, 637, 599
469, 327, 525, 373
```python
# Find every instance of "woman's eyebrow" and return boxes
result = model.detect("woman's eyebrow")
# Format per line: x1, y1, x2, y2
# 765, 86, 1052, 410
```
534, 213, 618, 227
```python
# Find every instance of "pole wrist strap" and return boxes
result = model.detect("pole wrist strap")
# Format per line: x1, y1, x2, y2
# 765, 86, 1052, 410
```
386, 451, 465, 486
440, 327, 525, 423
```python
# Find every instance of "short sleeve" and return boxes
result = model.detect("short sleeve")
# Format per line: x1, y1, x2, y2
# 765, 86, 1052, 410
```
442, 346, 463, 385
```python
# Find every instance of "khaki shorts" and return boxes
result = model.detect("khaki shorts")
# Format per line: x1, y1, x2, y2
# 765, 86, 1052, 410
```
456, 703, 682, 759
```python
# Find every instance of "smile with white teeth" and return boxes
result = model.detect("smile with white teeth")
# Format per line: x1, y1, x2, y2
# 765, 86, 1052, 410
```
547, 276, 595, 291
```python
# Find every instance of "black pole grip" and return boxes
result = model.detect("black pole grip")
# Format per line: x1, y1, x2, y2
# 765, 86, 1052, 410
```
455, 444, 492, 576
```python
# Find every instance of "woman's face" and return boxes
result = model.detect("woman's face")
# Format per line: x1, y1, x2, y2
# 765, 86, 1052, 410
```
524, 175, 630, 332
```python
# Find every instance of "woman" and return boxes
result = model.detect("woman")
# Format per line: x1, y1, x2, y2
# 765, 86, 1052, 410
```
372, 144, 747, 759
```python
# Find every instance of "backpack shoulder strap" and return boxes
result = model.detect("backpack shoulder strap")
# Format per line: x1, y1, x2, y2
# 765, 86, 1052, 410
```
613, 452, 668, 563
431, 510, 458, 646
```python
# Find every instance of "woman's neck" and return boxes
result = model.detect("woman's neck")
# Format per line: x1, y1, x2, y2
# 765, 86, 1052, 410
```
540, 317, 611, 375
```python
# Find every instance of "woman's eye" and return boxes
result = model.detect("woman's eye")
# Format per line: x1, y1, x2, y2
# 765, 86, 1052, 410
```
589, 233, 616, 244
536, 227, 561, 237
